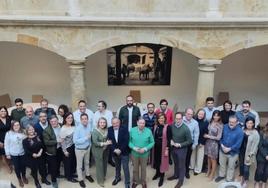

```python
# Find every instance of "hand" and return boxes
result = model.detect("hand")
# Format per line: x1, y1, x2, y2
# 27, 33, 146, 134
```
133, 147, 140, 152
199, 144, 204, 147
32, 153, 38, 158
164, 148, 169, 157
106, 140, 112, 145
204, 134, 210, 139
174, 143, 181, 148
139, 148, 145, 154
64, 151, 69, 157
87, 133, 91, 140
114, 149, 121, 155
191, 145, 196, 150
170, 140, 175, 146
0, 142, 4, 148
6, 155, 11, 159
266, 156, 268, 161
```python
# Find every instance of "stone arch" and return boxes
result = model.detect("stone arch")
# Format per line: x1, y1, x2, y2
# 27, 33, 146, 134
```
84, 36, 198, 58
0, 33, 66, 58
222, 39, 268, 59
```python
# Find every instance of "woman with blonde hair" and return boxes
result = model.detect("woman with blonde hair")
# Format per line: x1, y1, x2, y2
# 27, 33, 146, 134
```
92, 117, 112, 187
23, 125, 50, 188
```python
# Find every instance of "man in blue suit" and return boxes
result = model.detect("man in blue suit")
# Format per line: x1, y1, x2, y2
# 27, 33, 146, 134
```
108, 117, 130, 188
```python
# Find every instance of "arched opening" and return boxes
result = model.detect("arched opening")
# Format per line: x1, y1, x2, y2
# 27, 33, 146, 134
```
0, 42, 71, 106
215, 45, 268, 124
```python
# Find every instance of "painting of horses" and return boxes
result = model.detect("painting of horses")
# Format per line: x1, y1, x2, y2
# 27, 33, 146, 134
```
107, 43, 172, 85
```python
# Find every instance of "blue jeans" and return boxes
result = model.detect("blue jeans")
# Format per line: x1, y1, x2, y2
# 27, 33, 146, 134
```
113, 154, 130, 187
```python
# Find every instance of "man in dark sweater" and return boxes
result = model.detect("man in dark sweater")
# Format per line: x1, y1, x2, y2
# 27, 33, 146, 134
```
118, 95, 141, 132
11, 98, 26, 122
35, 99, 56, 120
167, 112, 192, 188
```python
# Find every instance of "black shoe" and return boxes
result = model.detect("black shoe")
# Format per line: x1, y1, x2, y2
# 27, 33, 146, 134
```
41, 179, 51, 185
109, 160, 115, 167
167, 175, 177, 181
35, 181, 42, 188
112, 177, 121, 185
215, 176, 225, 183
11, 183, 16, 188
152, 173, 160, 180
194, 172, 199, 176
175, 181, 183, 188
79, 180, 86, 188
68, 178, 78, 183
185, 173, 190, 179
158, 176, 164, 187
85, 175, 94, 183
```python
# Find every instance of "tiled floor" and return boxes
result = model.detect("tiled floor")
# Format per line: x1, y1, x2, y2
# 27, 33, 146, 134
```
0, 161, 255, 188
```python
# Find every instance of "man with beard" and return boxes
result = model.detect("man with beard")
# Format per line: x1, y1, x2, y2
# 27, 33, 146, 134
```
235, 100, 256, 128
143, 103, 157, 131
119, 95, 141, 132
35, 99, 56, 120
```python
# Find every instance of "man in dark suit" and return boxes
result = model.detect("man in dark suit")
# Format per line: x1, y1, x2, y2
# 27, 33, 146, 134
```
108, 117, 130, 188
119, 95, 141, 132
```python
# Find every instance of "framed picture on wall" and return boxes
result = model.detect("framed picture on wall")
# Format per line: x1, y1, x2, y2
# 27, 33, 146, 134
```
107, 43, 172, 85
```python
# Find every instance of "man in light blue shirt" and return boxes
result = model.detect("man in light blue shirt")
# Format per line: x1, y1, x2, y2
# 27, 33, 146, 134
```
183, 108, 200, 179
73, 113, 94, 187
203, 97, 217, 122
73, 100, 94, 130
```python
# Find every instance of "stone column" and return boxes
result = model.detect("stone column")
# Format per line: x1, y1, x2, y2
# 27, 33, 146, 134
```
67, 59, 86, 110
195, 59, 221, 109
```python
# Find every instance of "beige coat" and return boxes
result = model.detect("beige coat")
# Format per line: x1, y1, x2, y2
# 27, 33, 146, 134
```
244, 129, 260, 165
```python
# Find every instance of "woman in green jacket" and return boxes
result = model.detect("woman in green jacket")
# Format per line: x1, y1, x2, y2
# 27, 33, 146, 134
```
91, 117, 112, 187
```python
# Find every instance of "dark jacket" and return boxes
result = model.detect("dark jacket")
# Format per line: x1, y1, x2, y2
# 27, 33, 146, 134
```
35, 107, 56, 120
108, 126, 130, 156
220, 110, 235, 125
256, 133, 268, 163
43, 125, 57, 156
119, 105, 141, 128
34, 122, 46, 141
196, 118, 209, 145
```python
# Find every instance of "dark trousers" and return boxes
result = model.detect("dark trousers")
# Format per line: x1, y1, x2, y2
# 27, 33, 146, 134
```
255, 161, 268, 182
56, 147, 63, 176
30, 156, 47, 183
63, 145, 77, 180
185, 144, 193, 175
239, 153, 250, 180
11, 155, 26, 179
155, 165, 165, 177
114, 154, 130, 186
108, 145, 114, 163
172, 147, 188, 183
46, 154, 58, 183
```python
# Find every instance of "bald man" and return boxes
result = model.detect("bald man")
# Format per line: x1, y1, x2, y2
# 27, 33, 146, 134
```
20, 106, 39, 129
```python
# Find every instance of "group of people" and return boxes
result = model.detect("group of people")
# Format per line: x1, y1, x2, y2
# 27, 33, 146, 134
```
0, 96, 267, 188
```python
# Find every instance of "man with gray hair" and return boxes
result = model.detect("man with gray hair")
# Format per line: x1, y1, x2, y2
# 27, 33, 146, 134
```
215, 116, 244, 183
183, 108, 199, 179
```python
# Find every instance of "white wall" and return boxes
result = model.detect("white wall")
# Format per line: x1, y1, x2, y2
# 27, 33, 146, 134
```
0, 42, 71, 106
0, 42, 267, 112
85, 49, 199, 112
215, 45, 268, 111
